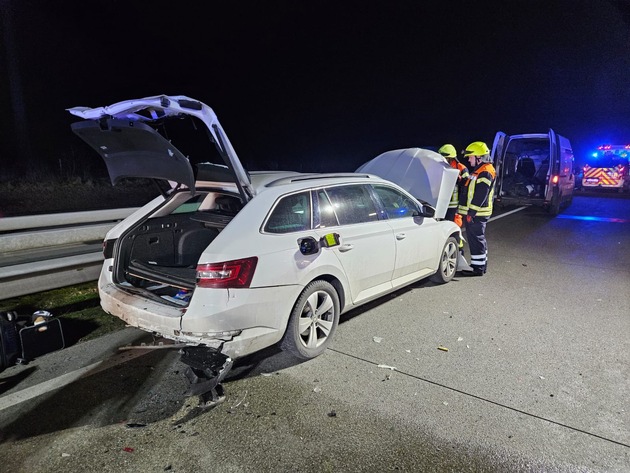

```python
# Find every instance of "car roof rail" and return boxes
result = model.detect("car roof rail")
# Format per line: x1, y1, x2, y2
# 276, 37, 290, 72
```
266, 173, 373, 187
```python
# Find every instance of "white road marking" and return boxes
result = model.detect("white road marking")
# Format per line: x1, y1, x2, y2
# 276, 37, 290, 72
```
489, 206, 528, 222
0, 349, 152, 411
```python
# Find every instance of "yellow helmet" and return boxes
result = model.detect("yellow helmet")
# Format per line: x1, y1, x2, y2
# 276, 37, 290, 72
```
463, 141, 491, 161
438, 144, 457, 158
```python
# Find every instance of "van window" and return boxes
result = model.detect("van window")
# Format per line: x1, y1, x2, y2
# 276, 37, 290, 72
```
561, 147, 574, 176
264, 191, 312, 233
325, 185, 379, 225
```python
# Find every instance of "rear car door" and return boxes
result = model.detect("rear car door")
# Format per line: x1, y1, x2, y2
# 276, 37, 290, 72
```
315, 185, 396, 304
490, 131, 508, 199
544, 129, 560, 202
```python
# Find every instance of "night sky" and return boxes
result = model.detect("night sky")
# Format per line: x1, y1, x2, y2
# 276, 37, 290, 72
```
1, 0, 630, 179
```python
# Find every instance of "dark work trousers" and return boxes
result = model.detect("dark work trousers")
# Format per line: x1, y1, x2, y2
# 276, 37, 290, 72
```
465, 216, 489, 272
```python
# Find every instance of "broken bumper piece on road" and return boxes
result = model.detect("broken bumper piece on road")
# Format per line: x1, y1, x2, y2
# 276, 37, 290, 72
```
180, 346, 233, 407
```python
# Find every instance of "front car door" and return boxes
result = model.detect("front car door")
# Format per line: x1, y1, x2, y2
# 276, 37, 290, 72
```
371, 185, 441, 287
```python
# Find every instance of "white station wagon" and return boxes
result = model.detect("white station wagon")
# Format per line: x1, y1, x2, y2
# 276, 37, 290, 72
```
68, 95, 461, 398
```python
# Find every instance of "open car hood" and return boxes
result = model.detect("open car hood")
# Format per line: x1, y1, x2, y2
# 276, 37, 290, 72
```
356, 148, 459, 219
68, 95, 254, 201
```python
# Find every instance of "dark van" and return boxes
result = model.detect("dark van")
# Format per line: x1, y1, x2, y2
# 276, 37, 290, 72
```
491, 129, 574, 214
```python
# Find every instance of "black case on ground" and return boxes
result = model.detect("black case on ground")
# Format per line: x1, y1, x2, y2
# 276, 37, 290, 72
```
0, 317, 21, 372
19, 319, 65, 361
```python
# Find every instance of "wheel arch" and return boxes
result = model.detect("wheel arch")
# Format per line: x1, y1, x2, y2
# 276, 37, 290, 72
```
307, 274, 346, 313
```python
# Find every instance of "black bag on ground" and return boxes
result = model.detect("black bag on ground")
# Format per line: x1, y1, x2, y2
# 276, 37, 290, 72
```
0, 312, 21, 373
19, 318, 65, 361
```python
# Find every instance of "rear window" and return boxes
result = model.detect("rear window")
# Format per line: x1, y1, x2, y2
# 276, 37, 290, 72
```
264, 191, 312, 233
587, 154, 628, 168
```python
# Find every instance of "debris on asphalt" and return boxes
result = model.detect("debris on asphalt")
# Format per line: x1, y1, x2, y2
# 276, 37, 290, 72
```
123, 447, 135, 453
539, 376, 545, 380
405, 349, 411, 353
125, 423, 147, 428
61, 453, 70, 458
119, 340, 188, 350
231, 390, 248, 408
313, 387, 322, 393
372, 336, 383, 343
328, 410, 337, 417
457, 337, 464, 342
377, 364, 397, 370
442, 401, 448, 406
438, 346, 449, 352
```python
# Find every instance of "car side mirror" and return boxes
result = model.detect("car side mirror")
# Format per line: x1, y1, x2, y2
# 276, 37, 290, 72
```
298, 237, 320, 255
420, 205, 435, 218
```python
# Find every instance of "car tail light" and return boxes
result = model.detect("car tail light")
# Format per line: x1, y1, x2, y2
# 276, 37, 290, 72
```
196, 257, 258, 288
551, 175, 559, 184
103, 239, 116, 259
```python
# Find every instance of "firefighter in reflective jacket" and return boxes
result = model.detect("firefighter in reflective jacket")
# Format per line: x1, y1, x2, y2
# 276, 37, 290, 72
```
458, 141, 496, 276
438, 143, 470, 226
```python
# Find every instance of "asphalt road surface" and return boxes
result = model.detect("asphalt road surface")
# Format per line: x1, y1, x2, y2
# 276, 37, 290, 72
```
1, 194, 629, 472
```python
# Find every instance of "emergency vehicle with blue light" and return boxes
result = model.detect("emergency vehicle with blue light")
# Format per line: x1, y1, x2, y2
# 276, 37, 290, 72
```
582, 145, 630, 192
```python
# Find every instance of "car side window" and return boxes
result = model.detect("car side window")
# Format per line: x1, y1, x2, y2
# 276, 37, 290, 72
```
315, 189, 340, 228
325, 184, 379, 225
170, 193, 207, 214
372, 185, 421, 219
264, 191, 312, 233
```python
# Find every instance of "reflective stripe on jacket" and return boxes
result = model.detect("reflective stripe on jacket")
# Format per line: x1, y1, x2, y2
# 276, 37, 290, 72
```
449, 161, 470, 209
458, 163, 496, 217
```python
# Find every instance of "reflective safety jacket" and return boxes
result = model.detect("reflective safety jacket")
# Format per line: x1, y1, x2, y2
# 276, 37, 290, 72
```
449, 161, 470, 209
458, 163, 496, 217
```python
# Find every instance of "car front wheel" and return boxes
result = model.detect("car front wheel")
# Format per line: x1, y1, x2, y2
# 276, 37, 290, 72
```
431, 236, 458, 284
280, 280, 340, 360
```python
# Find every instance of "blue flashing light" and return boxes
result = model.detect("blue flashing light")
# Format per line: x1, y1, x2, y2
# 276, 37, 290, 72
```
591, 152, 598, 158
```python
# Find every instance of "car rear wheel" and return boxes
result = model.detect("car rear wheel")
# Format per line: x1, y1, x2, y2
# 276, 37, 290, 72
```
280, 280, 340, 360
431, 236, 458, 284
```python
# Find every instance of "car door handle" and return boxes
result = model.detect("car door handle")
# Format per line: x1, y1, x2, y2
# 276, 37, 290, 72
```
338, 244, 354, 252
396, 233, 406, 240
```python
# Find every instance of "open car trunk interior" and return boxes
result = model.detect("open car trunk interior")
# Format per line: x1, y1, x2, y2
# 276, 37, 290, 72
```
113, 190, 243, 306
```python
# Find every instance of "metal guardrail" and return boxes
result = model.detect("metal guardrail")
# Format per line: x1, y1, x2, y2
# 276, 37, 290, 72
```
0, 208, 138, 300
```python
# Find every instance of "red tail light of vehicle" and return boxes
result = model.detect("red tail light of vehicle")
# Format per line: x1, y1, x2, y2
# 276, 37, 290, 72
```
196, 257, 258, 288
551, 175, 559, 184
